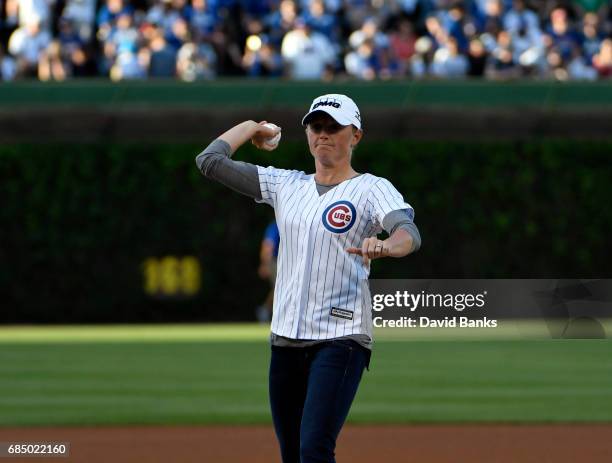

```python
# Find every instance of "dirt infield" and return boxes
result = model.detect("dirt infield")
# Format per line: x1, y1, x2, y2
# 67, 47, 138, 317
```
1, 424, 611, 462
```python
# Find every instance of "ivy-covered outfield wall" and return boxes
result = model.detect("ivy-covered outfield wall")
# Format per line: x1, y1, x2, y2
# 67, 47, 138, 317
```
1, 140, 610, 323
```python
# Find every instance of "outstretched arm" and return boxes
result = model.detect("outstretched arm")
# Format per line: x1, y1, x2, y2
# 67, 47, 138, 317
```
346, 210, 421, 265
346, 228, 415, 266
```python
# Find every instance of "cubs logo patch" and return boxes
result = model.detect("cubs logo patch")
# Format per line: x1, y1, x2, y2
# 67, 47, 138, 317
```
322, 200, 356, 234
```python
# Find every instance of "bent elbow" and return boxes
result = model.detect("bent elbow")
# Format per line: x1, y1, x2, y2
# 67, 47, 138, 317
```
196, 139, 232, 177
195, 151, 224, 178
410, 232, 421, 253
195, 151, 207, 174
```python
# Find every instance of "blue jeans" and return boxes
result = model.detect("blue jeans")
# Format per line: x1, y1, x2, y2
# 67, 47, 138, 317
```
269, 340, 370, 463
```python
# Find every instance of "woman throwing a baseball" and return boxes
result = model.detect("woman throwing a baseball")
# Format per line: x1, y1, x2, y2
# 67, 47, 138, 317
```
196, 94, 420, 463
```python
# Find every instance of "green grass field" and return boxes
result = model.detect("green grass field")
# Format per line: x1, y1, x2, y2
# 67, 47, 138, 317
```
0, 323, 611, 426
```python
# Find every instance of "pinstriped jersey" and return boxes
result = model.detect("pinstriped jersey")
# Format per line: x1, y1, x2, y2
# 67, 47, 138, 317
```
256, 166, 414, 341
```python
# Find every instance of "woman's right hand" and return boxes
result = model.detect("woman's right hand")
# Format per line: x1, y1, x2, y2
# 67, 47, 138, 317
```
251, 121, 281, 151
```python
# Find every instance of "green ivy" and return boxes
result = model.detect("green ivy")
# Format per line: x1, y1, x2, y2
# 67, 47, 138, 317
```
1, 140, 610, 322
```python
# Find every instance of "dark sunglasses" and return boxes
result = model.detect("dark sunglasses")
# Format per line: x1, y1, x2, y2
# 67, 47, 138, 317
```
308, 121, 345, 134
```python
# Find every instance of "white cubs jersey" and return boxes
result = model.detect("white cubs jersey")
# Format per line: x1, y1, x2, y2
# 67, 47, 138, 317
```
256, 166, 413, 341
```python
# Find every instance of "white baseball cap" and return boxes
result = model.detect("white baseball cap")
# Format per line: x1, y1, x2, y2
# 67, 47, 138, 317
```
302, 94, 362, 130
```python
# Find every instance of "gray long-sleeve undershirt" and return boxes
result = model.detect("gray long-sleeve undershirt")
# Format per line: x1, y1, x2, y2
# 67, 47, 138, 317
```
196, 139, 421, 351
195, 139, 421, 252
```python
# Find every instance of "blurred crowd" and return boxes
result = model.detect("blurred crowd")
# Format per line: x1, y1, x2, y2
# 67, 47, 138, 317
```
1, 0, 612, 82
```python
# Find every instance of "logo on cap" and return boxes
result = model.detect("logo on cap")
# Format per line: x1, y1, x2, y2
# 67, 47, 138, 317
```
313, 97, 341, 110
322, 200, 356, 234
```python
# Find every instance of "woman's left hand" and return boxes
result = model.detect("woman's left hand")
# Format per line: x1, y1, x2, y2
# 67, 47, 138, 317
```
346, 237, 389, 265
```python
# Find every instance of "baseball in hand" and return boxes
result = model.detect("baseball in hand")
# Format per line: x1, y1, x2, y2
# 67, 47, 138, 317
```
263, 123, 281, 148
